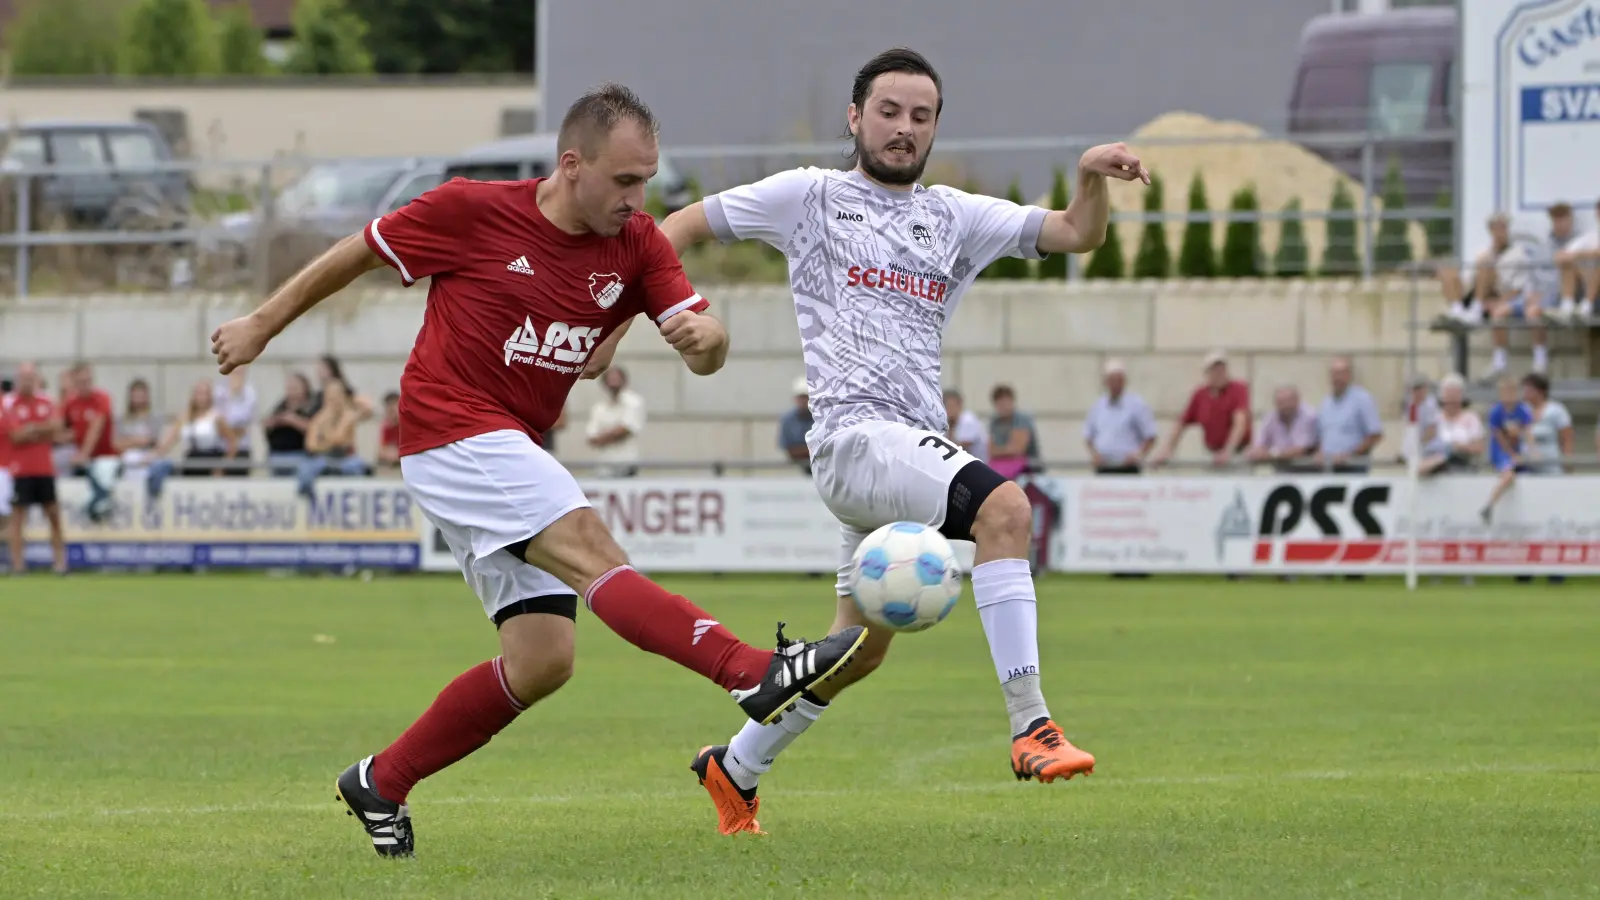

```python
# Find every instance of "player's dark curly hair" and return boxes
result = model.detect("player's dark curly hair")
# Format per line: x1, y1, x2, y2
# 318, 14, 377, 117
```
843, 48, 943, 160
559, 82, 660, 159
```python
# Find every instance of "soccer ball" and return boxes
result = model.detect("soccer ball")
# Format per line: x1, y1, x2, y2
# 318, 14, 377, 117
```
847, 522, 963, 633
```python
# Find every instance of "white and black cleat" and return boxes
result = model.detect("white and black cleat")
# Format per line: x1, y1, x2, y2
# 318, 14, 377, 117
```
335, 756, 414, 858
731, 622, 867, 725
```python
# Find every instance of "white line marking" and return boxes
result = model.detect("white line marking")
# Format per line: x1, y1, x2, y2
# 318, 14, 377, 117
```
3, 763, 1586, 824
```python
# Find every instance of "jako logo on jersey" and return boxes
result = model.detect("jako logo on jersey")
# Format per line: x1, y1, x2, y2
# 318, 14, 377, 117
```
835, 211, 865, 222
588, 272, 624, 309
844, 265, 950, 304
502, 317, 604, 373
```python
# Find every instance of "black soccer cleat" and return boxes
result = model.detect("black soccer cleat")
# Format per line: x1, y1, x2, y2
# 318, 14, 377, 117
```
335, 756, 414, 858
731, 622, 868, 725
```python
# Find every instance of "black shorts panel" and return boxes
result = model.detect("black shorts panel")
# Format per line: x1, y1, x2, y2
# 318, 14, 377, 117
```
492, 595, 579, 627
12, 476, 57, 508
939, 460, 1008, 543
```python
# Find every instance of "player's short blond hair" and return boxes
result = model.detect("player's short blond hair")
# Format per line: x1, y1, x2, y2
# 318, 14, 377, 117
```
558, 83, 659, 160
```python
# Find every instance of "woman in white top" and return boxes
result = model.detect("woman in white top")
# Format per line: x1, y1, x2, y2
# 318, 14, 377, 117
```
213, 367, 258, 476
159, 381, 237, 476
1520, 372, 1573, 476
1418, 374, 1486, 476
114, 378, 167, 476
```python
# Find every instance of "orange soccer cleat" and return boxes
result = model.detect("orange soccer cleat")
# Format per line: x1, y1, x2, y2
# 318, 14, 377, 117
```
1010, 719, 1096, 783
689, 745, 765, 835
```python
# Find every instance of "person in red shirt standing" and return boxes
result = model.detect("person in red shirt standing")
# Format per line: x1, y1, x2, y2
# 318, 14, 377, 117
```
1151, 349, 1253, 469
5, 362, 68, 575
62, 362, 120, 523
0, 375, 14, 548
209, 83, 867, 858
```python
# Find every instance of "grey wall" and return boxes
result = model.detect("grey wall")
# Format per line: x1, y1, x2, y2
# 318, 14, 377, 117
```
544, 0, 1331, 196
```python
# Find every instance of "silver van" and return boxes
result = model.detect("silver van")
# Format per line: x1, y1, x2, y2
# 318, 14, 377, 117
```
442, 133, 693, 214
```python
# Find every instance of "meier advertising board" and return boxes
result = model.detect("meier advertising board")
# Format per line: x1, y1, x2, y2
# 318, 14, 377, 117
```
19, 478, 421, 569
1461, 0, 1600, 255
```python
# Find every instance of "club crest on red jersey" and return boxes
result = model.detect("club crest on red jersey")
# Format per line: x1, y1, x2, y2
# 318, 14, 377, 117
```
588, 272, 624, 309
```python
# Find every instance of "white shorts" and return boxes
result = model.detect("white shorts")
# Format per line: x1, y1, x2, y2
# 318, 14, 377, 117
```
401, 429, 590, 620
0, 469, 12, 517
811, 420, 983, 595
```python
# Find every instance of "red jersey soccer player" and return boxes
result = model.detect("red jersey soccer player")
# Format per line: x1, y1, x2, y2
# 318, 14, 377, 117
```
4, 362, 68, 575
209, 84, 867, 858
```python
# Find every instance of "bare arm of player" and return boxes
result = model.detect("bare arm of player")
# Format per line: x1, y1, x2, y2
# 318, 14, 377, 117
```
660, 203, 715, 255
661, 311, 729, 376
212, 234, 386, 374
1036, 143, 1150, 255
582, 318, 633, 380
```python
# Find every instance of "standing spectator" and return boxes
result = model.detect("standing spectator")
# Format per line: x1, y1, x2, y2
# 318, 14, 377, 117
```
62, 363, 119, 522
587, 366, 646, 478
1417, 374, 1486, 476
1480, 376, 1532, 524
1553, 198, 1600, 322
988, 384, 1040, 479
1520, 373, 1573, 476
114, 379, 166, 479
4, 362, 67, 575
1082, 360, 1156, 474
944, 388, 989, 462
1314, 357, 1384, 473
50, 373, 78, 478
1248, 385, 1318, 469
377, 391, 402, 471
263, 372, 317, 477
1152, 350, 1250, 469
779, 376, 813, 474
213, 367, 258, 477
147, 381, 238, 497
298, 379, 369, 496
0, 376, 14, 547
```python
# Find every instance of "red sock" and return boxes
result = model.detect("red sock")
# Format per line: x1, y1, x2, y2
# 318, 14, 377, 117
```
584, 566, 772, 691
370, 657, 526, 803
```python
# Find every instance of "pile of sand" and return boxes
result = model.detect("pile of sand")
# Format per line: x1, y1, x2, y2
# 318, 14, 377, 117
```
1039, 111, 1429, 270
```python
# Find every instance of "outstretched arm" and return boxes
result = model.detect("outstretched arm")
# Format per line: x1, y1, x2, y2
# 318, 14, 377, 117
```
212, 235, 384, 373
661, 202, 716, 256
1035, 143, 1150, 255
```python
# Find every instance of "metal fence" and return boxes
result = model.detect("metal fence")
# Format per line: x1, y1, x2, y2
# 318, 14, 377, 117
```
0, 127, 1461, 296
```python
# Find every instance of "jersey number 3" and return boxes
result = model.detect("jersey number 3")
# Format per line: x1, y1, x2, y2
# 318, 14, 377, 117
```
919, 434, 960, 460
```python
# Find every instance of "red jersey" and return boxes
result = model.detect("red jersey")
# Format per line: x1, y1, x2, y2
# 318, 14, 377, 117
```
380, 419, 401, 450
1181, 380, 1252, 452
64, 388, 116, 458
364, 178, 707, 456
0, 393, 13, 469
4, 392, 60, 477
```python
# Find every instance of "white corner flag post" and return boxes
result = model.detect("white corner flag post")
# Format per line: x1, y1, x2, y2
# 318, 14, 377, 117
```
1405, 398, 1421, 591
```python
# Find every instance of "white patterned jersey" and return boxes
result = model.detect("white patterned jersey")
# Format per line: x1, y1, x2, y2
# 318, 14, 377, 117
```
704, 167, 1047, 451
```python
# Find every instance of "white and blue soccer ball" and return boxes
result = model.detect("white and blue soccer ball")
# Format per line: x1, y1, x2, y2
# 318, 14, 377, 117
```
847, 522, 963, 633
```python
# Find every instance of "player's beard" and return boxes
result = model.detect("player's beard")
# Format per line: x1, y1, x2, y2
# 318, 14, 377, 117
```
856, 134, 929, 186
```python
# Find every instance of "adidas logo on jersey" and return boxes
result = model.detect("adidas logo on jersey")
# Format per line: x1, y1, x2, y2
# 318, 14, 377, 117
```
506, 256, 535, 276
503, 317, 604, 372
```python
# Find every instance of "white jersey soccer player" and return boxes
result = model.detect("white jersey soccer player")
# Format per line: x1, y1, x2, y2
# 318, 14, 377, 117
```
594, 48, 1148, 835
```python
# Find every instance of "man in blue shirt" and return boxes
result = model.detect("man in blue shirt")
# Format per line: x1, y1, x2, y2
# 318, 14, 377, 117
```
1083, 360, 1157, 474
1481, 376, 1532, 523
1315, 357, 1384, 473
777, 376, 812, 475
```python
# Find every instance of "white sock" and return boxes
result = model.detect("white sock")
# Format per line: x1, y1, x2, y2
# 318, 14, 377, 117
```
723, 696, 827, 790
1492, 347, 1508, 371
971, 558, 1049, 735
1533, 344, 1549, 371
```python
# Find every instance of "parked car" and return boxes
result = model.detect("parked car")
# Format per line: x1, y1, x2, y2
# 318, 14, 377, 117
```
1288, 7, 1456, 205
442, 133, 694, 214
206, 158, 446, 254
0, 120, 190, 228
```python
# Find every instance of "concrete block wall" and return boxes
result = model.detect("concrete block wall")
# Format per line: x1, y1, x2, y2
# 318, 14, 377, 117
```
3, 279, 1587, 468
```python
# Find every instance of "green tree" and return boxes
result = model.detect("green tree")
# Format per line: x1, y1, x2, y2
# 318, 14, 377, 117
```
123, 0, 217, 76
1036, 167, 1071, 280
215, 2, 268, 75
1177, 172, 1216, 278
1422, 187, 1454, 261
284, 0, 373, 75
1083, 218, 1125, 279
346, 0, 534, 74
1321, 179, 1361, 276
1220, 184, 1263, 277
1374, 157, 1413, 270
6, 0, 126, 76
1132, 173, 1171, 278
1274, 198, 1310, 278
989, 180, 1032, 280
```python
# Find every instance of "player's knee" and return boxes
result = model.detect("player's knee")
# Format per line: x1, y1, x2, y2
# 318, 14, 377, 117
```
502, 644, 574, 704
971, 482, 1033, 545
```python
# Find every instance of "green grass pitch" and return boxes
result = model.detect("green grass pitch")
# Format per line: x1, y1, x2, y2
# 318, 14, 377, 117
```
2, 573, 1597, 898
